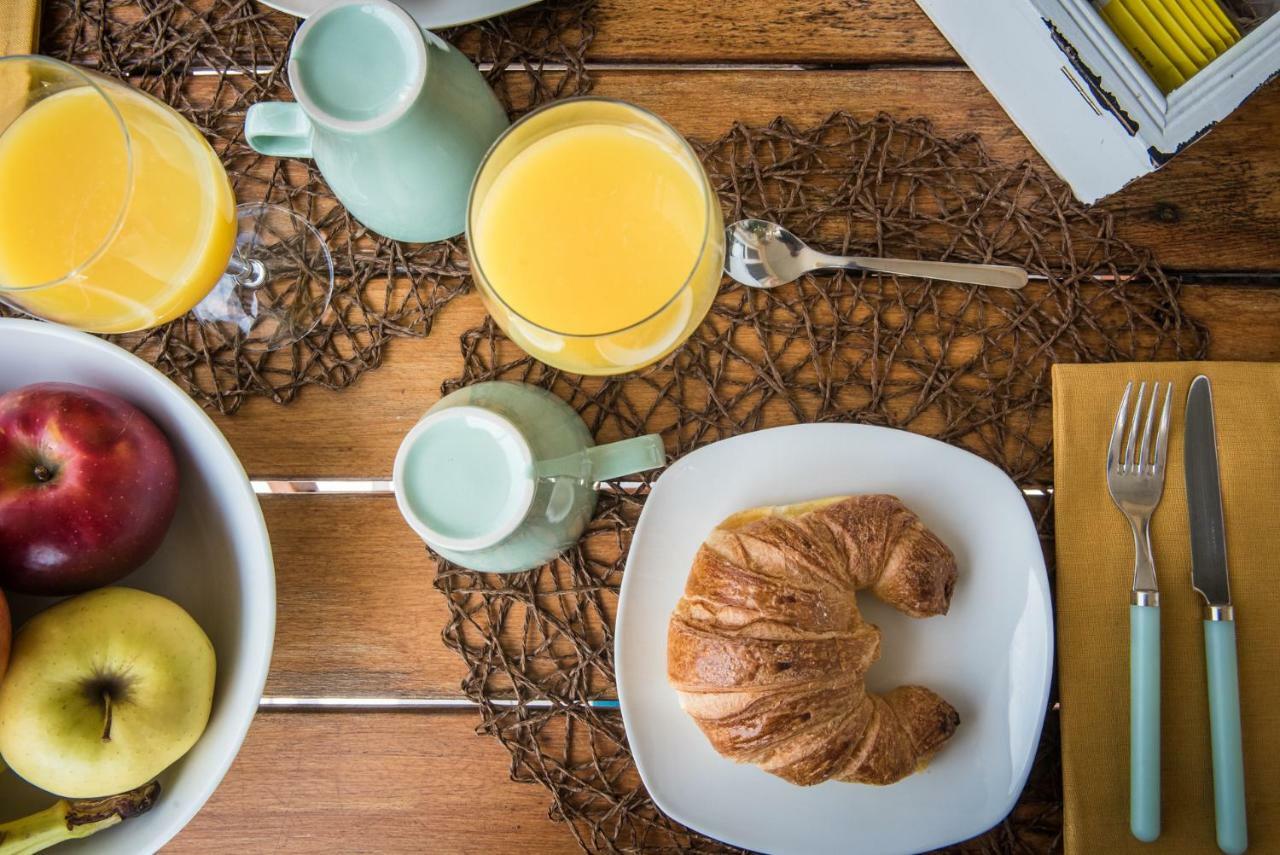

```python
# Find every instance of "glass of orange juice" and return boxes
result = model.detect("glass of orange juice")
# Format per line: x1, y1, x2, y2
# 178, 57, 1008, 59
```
467, 98, 724, 375
0, 56, 333, 349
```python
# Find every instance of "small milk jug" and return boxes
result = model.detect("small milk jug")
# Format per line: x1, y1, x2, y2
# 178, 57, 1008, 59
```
244, 0, 509, 242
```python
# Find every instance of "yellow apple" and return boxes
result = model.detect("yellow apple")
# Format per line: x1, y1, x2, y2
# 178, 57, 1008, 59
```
0, 587, 216, 798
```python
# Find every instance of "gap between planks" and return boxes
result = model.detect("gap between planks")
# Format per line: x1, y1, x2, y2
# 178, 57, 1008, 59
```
254, 477, 1049, 711
259, 697, 620, 710
250, 479, 1053, 497
174, 61, 974, 76
257, 696, 1061, 713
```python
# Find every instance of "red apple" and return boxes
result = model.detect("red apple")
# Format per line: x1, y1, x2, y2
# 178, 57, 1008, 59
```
0, 383, 179, 595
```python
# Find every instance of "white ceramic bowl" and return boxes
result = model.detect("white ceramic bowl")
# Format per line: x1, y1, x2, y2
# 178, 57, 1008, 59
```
0, 319, 274, 853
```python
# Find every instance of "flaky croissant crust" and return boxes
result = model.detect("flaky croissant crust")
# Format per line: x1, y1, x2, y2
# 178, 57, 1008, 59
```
667, 495, 960, 786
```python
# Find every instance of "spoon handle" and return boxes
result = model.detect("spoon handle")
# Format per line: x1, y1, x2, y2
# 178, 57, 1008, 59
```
825, 255, 1028, 290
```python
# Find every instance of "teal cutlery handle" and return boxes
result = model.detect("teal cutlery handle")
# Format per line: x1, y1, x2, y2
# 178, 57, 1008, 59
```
1131, 603, 1161, 843
1204, 619, 1248, 854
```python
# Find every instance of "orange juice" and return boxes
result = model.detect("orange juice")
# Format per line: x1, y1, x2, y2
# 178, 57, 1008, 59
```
0, 84, 236, 333
469, 99, 723, 375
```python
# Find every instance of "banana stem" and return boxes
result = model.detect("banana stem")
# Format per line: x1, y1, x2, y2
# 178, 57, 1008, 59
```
0, 782, 160, 855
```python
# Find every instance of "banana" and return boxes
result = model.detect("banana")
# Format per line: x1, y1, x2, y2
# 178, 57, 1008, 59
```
0, 782, 159, 855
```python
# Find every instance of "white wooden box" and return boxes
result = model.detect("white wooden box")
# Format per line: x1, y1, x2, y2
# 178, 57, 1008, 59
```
916, 0, 1280, 203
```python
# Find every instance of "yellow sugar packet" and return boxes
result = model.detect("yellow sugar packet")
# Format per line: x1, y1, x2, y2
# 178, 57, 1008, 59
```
1119, 0, 1202, 76
1095, 0, 1189, 92
1151, 0, 1218, 61
1168, 0, 1230, 53
1194, 0, 1243, 42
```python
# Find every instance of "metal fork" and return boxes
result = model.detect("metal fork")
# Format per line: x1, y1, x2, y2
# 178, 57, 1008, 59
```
1106, 380, 1173, 844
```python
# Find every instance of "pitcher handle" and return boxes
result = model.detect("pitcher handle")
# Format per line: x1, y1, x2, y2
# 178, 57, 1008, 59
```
534, 434, 665, 483
245, 102, 314, 158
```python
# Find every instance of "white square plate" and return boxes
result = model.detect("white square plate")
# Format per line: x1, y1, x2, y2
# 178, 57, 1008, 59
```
615, 423, 1053, 855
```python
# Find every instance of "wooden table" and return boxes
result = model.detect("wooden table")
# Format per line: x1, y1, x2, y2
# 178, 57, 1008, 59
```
155, 1, 1280, 851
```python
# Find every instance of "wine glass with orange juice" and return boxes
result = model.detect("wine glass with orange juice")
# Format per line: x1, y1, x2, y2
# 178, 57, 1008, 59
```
0, 56, 332, 348
468, 98, 724, 375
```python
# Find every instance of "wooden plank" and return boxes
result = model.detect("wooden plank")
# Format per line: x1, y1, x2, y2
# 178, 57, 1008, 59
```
250, 271, 1235, 691
1104, 86, 1280, 272
252, 67, 1280, 266
48, 24, 1280, 265
45, 0, 958, 66
172, 68, 1280, 271
216, 299, 475, 480
264, 493, 618, 699
190, 69, 1280, 479
259, 270, 1263, 698
1182, 285, 1280, 361
560, 68, 1280, 269
261, 495, 464, 698
214, 280, 1280, 479
590, 0, 958, 64
74, 63, 1277, 371
167, 711, 576, 853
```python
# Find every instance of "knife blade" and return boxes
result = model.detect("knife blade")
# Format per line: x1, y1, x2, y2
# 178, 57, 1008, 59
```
1185, 375, 1231, 610
1184, 374, 1248, 855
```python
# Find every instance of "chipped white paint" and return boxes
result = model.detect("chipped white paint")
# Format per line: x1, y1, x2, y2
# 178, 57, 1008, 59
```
917, 0, 1280, 202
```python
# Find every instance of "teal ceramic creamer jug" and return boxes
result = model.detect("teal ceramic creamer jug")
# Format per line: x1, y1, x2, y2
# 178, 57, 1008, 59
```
243, 0, 509, 242
393, 382, 666, 572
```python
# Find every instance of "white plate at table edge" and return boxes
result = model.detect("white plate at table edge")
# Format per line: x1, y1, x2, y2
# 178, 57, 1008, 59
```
257, 0, 540, 29
615, 422, 1054, 855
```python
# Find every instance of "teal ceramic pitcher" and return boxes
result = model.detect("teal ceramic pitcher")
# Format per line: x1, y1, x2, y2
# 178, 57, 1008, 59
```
244, 0, 508, 243
393, 382, 666, 573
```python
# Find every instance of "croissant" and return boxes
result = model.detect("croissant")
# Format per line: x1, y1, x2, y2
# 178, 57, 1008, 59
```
667, 494, 960, 786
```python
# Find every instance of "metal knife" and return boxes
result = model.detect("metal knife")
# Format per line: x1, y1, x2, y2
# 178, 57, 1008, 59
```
1185, 375, 1248, 855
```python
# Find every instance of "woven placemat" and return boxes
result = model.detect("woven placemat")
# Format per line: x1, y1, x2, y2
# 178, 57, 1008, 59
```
434, 113, 1207, 853
27, 0, 595, 412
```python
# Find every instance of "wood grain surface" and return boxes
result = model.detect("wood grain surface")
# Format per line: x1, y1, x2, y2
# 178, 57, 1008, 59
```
260, 496, 464, 699
176, 67, 1280, 272
166, 712, 576, 854
93, 1, 1280, 850
213, 281, 1280, 480
589, 0, 956, 63
104, 0, 955, 65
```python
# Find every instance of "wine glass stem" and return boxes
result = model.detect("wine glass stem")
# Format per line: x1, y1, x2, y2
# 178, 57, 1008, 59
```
227, 255, 267, 289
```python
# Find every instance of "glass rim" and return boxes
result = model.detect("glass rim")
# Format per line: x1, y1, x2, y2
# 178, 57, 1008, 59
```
0, 55, 134, 293
465, 96, 718, 340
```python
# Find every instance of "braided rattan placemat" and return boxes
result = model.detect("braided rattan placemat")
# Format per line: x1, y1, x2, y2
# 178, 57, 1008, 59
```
434, 113, 1207, 853
33, 0, 595, 412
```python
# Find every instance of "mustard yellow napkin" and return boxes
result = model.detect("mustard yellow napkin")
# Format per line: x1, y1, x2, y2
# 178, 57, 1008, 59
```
1053, 362, 1280, 854
0, 0, 39, 56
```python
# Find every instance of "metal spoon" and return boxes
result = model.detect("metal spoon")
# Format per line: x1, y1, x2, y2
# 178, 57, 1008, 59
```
724, 219, 1028, 291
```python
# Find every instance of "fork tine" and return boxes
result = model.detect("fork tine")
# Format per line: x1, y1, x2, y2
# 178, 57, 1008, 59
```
1138, 381, 1160, 473
1153, 382, 1173, 475
1124, 382, 1147, 471
1108, 381, 1133, 473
